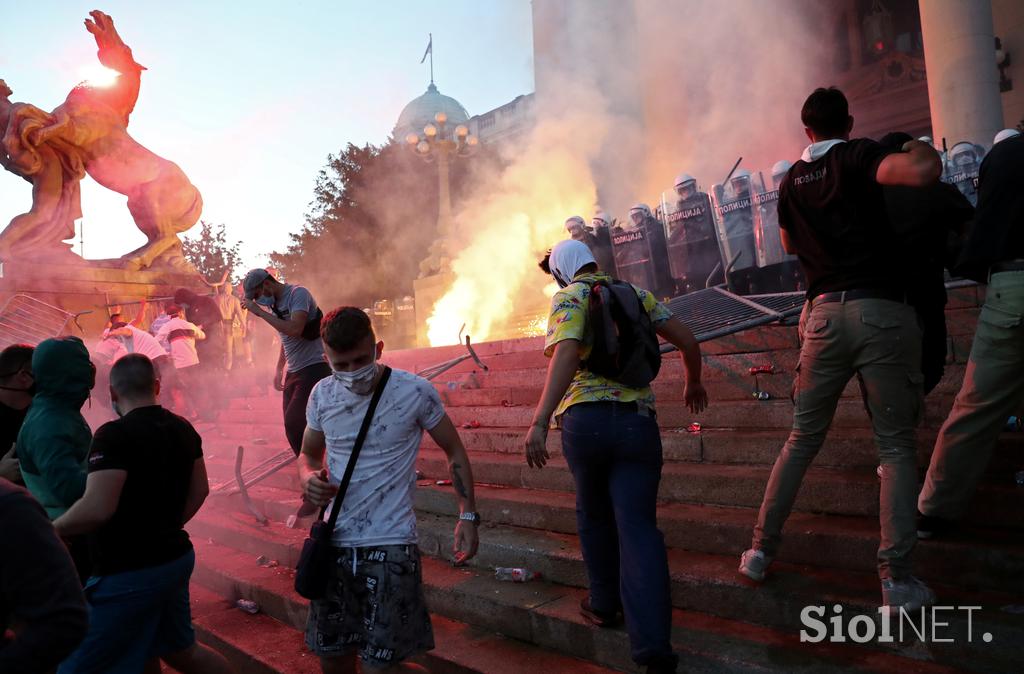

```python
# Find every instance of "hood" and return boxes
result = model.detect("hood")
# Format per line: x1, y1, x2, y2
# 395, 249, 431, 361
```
32, 337, 95, 406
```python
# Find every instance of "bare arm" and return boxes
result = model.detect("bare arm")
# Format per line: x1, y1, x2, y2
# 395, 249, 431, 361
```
274, 344, 287, 391
656, 318, 708, 413
875, 140, 942, 187
54, 470, 126, 537
298, 427, 337, 506
427, 415, 479, 565
244, 300, 308, 339
427, 416, 477, 514
180, 457, 209, 525
525, 340, 580, 469
128, 298, 147, 327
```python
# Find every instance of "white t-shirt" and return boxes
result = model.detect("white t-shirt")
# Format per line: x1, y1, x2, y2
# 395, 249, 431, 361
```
155, 317, 205, 369
122, 325, 169, 361
306, 368, 446, 547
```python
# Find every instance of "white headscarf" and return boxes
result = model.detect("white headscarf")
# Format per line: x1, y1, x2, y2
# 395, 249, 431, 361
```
549, 239, 597, 288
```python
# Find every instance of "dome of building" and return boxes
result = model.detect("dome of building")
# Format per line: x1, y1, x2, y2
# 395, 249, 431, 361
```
393, 82, 470, 138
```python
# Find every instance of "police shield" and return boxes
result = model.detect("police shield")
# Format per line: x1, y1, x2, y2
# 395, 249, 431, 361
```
712, 172, 758, 292
611, 225, 656, 291
943, 142, 984, 207
752, 174, 804, 292
662, 190, 722, 293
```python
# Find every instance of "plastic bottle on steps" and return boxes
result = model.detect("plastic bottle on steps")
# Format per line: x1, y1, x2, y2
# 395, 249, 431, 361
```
494, 567, 541, 582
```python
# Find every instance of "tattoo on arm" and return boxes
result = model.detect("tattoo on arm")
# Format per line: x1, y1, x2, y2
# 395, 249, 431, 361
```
450, 461, 469, 499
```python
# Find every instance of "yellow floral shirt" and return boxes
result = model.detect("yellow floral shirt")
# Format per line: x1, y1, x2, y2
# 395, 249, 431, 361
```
544, 272, 672, 419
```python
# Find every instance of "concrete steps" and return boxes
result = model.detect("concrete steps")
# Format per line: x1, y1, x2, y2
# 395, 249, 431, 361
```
187, 512, 968, 673
188, 286, 1024, 672
188, 522, 618, 673
413, 449, 1024, 526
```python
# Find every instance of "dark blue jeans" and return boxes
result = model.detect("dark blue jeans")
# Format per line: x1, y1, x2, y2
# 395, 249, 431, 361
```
561, 402, 675, 668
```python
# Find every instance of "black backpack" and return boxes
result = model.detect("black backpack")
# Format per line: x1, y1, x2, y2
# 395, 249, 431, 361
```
579, 279, 662, 388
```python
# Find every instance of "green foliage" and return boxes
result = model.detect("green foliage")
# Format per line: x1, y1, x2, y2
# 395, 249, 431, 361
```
269, 139, 500, 310
182, 220, 243, 284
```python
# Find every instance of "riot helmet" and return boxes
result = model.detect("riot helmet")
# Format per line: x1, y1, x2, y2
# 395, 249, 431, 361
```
994, 128, 1022, 145
591, 211, 610, 229
629, 203, 652, 227
674, 173, 697, 200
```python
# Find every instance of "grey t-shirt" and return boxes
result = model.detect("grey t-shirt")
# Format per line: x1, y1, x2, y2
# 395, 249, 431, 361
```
272, 285, 326, 372
306, 369, 446, 547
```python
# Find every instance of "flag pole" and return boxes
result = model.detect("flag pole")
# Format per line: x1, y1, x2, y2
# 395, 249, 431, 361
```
429, 33, 434, 85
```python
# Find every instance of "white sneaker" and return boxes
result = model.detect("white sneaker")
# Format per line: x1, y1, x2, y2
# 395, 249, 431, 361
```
739, 549, 773, 582
881, 576, 936, 616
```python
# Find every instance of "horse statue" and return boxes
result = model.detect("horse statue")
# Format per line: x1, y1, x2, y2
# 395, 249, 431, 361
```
0, 10, 202, 270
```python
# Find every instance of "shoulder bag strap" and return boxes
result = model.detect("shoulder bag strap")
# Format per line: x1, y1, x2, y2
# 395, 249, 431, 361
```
321, 366, 393, 533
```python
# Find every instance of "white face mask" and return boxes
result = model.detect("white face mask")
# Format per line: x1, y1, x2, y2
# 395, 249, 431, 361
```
332, 359, 378, 394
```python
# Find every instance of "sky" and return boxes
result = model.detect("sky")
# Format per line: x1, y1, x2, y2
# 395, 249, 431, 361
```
0, 0, 535, 266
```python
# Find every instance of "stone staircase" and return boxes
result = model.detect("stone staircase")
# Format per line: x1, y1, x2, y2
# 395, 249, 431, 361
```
185, 284, 1024, 673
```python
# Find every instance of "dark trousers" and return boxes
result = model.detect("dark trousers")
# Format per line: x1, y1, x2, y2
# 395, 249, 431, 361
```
283, 362, 331, 455
560, 402, 675, 669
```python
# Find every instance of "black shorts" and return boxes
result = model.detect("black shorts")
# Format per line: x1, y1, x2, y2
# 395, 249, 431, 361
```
305, 544, 434, 666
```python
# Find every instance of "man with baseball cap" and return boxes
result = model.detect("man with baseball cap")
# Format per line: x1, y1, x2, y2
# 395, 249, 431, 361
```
241, 269, 330, 461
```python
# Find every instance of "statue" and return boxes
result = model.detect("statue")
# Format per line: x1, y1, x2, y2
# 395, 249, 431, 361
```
0, 11, 202, 269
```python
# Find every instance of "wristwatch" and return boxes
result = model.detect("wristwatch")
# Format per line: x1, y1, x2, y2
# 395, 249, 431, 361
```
459, 511, 481, 525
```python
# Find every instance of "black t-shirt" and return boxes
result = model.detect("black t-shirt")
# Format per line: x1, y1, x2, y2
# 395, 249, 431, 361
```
87, 405, 202, 575
0, 401, 28, 455
779, 139, 899, 298
956, 134, 1024, 282
186, 296, 224, 337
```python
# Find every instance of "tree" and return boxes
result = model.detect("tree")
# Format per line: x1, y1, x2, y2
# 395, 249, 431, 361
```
269, 139, 501, 310
182, 220, 243, 283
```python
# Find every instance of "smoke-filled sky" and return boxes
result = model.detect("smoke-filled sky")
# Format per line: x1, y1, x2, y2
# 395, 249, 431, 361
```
0, 0, 534, 265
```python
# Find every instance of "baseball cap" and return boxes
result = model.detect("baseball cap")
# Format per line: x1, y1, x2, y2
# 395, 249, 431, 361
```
242, 268, 273, 299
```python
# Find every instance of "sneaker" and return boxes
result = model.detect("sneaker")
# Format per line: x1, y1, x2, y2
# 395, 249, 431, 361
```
917, 511, 955, 540
738, 549, 773, 582
579, 598, 622, 628
881, 576, 936, 616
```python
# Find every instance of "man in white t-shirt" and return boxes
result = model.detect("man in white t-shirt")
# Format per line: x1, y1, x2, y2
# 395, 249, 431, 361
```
154, 306, 205, 417
299, 307, 479, 674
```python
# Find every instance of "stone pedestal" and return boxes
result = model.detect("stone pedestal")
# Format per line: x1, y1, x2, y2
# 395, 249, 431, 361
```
0, 253, 205, 341
413, 272, 454, 347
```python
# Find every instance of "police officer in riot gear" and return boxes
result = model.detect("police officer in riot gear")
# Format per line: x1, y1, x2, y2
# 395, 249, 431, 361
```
589, 212, 617, 277
712, 169, 759, 294
628, 204, 675, 299
664, 174, 721, 294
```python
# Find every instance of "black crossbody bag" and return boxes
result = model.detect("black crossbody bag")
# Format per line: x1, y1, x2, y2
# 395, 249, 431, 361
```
294, 366, 392, 600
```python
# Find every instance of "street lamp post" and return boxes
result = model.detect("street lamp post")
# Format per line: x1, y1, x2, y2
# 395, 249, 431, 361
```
405, 111, 478, 277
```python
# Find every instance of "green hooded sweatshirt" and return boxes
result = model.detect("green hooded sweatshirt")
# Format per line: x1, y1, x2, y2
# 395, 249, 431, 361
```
16, 337, 95, 519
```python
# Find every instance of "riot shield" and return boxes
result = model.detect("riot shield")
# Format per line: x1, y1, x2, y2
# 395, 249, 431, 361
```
752, 177, 805, 293
943, 143, 984, 207
712, 173, 758, 293
612, 225, 656, 291
663, 190, 723, 294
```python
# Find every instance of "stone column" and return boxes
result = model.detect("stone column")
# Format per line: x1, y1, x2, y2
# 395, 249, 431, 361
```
920, 0, 1004, 149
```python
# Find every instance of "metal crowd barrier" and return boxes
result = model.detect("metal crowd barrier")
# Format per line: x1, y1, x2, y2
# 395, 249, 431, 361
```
0, 294, 90, 350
